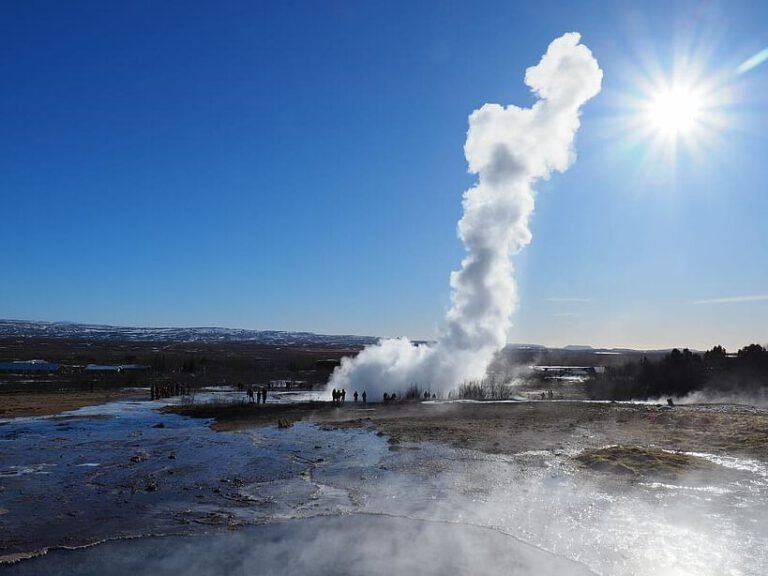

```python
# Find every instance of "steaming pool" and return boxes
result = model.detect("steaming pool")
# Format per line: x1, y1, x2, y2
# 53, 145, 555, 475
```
2, 516, 594, 576
1, 397, 767, 575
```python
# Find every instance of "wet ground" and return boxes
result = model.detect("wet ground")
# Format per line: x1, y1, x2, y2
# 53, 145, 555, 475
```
2, 515, 596, 576
1, 395, 767, 575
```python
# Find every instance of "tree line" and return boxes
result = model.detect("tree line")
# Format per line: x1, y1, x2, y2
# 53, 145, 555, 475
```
586, 344, 768, 400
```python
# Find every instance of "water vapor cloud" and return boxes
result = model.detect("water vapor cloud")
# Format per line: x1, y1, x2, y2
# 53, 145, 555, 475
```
330, 33, 602, 397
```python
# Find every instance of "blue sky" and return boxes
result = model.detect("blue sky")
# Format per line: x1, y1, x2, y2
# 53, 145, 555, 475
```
2, 0, 767, 351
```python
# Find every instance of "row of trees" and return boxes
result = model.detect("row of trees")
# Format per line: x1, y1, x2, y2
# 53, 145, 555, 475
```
586, 344, 768, 400
453, 379, 516, 400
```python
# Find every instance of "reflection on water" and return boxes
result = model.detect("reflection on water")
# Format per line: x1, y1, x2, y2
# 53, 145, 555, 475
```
1, 398, 767, 575
3, 515, 596, 576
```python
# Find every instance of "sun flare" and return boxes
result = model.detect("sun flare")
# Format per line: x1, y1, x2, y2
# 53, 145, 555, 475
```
646, 86, 704, 136
612, 62, 732, 185
624, 69, 729, 165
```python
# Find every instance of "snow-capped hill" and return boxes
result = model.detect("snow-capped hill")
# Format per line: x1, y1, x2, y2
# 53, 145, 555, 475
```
0, 320, 378, 347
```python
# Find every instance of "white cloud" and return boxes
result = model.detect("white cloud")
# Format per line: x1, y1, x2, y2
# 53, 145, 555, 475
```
694, 294, 768, 305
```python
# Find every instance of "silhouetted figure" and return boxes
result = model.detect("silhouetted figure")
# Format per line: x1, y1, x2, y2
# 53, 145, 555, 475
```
667, 397, 675, 407
541, 392, 546, 400
341, 389, 346, 403
424, 391, 429, 400
332, 388, 337, 405
390, 393, 396, 402
247, 386, 255, 404
353, 391, 358, 403
383, 393, 389, 403
362, 391, 367, 404
432, 393, 436, 399
547, 390, 554, 400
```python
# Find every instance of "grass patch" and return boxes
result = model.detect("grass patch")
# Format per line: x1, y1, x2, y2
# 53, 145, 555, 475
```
575, 446, 713, 478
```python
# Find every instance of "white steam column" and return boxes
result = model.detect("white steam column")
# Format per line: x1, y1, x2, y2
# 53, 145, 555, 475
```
330, 33, 603, 398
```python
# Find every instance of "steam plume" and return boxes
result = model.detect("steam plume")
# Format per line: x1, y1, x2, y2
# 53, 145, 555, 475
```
330, 33, 602, 397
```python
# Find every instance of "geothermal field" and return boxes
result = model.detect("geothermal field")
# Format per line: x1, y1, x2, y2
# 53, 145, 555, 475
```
1, 380, 767, 575
4, 7, 768, 575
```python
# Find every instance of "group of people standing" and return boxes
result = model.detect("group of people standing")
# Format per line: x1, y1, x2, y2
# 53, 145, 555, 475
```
247, 385, 268, 404
331, 388, 366, 405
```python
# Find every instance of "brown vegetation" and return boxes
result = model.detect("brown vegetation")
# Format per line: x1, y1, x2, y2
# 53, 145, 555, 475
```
0, 389, 143, 418
0, 337, 360, 417
574, 446, 714, 478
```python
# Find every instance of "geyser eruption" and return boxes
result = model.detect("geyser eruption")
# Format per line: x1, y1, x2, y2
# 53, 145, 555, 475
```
330, 33, 602, 397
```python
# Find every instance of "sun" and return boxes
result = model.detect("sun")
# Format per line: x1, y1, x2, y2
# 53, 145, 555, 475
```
623, 70, 728, 163
646, 86, 705, 136
606, 38, 738, 184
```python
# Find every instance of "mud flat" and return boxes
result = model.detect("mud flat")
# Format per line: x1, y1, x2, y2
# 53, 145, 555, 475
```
2, 398, 768, 575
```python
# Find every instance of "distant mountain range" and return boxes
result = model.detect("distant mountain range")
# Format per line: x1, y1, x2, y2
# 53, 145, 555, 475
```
0, 320, 379, 347
0, 319, 675, 354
